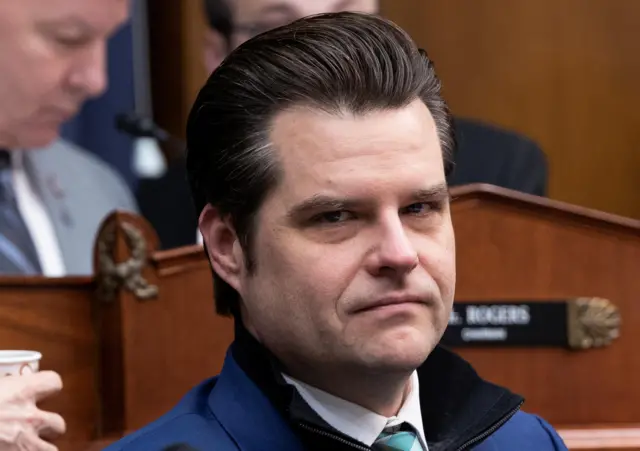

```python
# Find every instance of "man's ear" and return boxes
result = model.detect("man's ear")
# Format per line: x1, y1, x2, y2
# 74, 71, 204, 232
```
199, 204, 243, 293
203, 28, 228, 75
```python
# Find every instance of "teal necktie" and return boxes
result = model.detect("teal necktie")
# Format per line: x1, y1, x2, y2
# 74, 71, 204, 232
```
373, 423, 425, 451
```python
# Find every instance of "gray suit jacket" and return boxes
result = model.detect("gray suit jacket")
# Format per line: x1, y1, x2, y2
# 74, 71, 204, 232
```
24, 139, 137, 275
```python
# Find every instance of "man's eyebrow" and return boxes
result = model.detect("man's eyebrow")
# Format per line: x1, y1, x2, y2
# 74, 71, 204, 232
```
37, 16, 96, 34
287, 195, 362, 219
287, 182, 450, 218
408, 183, 451, 203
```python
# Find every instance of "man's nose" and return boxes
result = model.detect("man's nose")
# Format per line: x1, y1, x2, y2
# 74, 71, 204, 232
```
68, 41, 108, 98
365, 215, 419, 278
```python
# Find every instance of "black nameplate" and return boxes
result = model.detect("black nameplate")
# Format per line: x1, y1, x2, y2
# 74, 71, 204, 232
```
441, 301, 569, 348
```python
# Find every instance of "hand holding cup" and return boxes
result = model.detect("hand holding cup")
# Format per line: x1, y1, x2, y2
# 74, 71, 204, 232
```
0, 351, 65, 451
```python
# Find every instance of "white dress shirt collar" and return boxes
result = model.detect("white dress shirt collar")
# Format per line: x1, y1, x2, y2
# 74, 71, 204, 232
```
8, 150, 65, 276
283, 371, 427, 449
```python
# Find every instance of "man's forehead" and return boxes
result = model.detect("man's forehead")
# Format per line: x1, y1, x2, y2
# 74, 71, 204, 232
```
231, 0, 379, 19
271, 102, 438, 158
22, 0, 129, 29
267, 102, 444, 196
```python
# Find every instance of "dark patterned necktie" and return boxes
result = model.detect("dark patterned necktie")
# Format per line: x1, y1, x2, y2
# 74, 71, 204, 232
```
372, 423, 426, 451
0, 150, 42, 274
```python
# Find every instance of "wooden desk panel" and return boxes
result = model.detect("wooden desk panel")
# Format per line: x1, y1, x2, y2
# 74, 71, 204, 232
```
0, 277, 99, 444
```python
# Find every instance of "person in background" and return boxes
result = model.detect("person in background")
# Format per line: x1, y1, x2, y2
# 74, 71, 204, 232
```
108, 12, 566, 451
137, 0, 549, 251
0, 0, 136, 277
0, 0, 133, 449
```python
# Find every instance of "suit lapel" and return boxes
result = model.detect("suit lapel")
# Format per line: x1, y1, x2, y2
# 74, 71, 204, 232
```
23, 141, 86, 274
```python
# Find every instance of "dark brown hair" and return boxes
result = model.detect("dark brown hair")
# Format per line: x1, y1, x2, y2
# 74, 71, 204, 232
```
186, 12, 456, 316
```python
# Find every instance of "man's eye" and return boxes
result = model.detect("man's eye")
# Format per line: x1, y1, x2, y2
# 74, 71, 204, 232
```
54, 35, 90, 48
403, 202, 440, 215
313, 211, 353, 224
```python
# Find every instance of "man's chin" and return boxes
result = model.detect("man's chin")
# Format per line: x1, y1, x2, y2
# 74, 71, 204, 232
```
15, 128, 60, 150
357, 331, 437, 371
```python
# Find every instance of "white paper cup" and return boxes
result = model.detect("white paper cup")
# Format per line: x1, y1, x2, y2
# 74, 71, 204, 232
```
0, 351, 42, 377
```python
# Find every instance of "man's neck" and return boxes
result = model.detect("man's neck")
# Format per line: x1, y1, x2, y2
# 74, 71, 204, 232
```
242, 318, 414, 417
280, 360, 413, 417
0, 132, 17, 150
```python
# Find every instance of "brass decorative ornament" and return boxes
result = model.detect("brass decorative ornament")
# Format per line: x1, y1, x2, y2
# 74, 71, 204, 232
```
567, 297, 621, 350
96, 221, 158, 303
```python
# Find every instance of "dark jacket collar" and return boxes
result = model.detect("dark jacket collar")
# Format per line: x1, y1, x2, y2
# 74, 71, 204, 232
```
416, 345, 523, 450
228, 322, 341, 430
212, 321, 523, 451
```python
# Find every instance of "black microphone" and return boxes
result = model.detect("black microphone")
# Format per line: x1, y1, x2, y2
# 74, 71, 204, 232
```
115, 112, 186, 157
161, 444, 200, 451
115, 112, 171, 141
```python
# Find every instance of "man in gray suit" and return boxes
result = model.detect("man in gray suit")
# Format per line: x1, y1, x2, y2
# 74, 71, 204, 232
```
0, 0, 133, 449
2, 139, 137, 275
0, 0, 136, 277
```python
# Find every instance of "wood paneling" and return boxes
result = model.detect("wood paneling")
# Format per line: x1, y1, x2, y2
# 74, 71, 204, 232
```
147, 0, 208, 145
382, 0, 640, 219
0, 277, 98, 450
450, 184, 640, 425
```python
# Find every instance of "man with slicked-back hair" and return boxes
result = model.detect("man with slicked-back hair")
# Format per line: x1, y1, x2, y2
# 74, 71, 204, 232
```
108, 12, 566, 451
